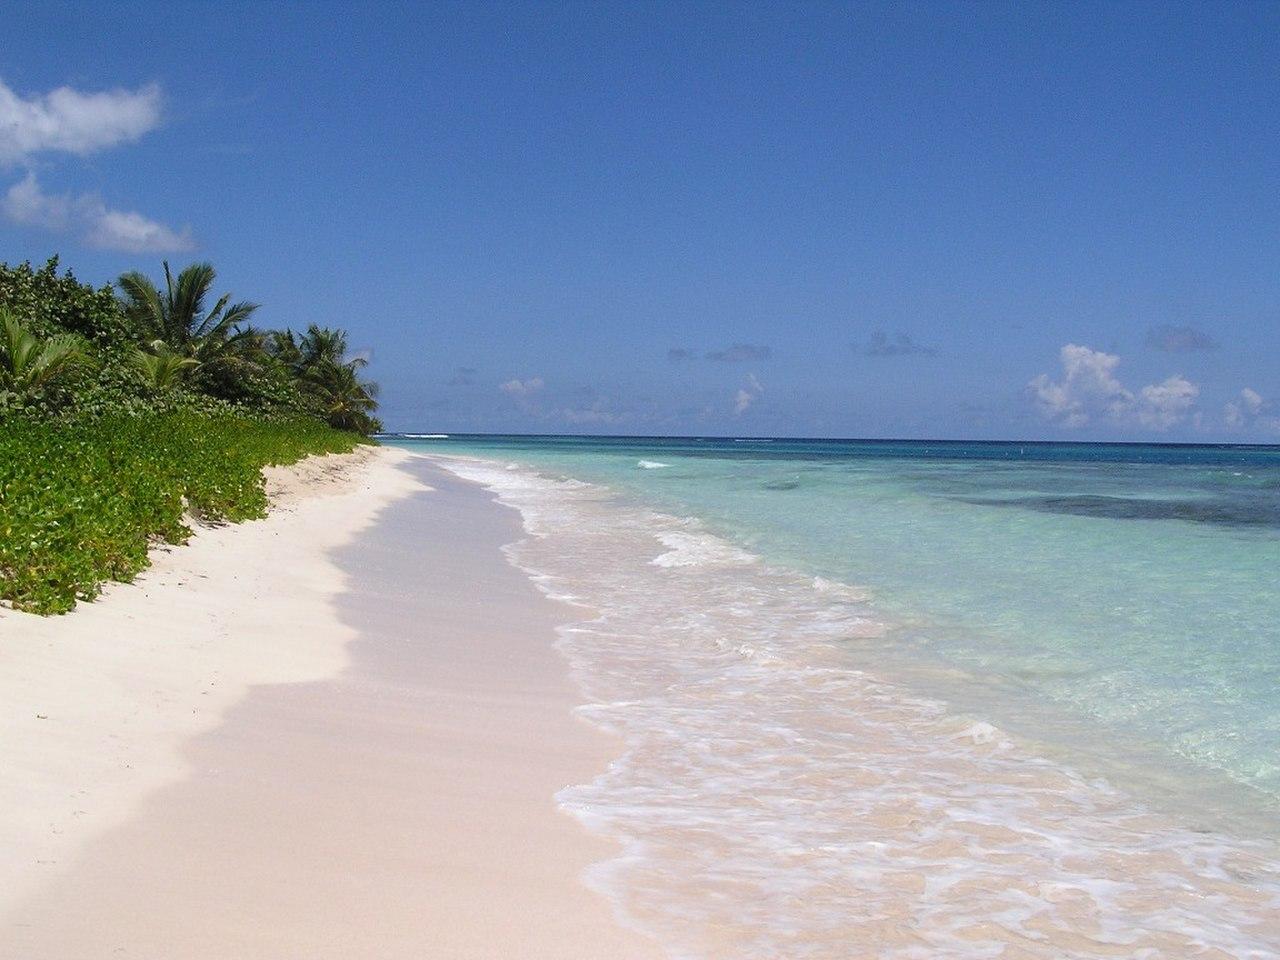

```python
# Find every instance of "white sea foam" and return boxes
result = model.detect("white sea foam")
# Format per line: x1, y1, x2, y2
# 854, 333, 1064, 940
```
433, 454, 1280, 959
637, 460, 669, 469
812, 575, 870, 601
651, 530, 759, 569
950, 719, 1014, 749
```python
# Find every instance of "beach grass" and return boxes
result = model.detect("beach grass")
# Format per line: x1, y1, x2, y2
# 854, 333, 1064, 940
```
0, 412, 365, 614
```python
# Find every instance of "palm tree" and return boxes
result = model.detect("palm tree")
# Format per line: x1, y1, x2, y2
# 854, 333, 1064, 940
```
269, 322, 380, 432
0, 308, 93, 397
298, 325, 361, 370
116, 262, 260, 376
131, 343, 199, 392
263, 328, 303, 372
304, 360, 381, 433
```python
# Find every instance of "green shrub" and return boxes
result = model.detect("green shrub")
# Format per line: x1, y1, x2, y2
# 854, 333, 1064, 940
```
0, 254, 383, 615
0, 412, 366, 614
0, 258, 338, 422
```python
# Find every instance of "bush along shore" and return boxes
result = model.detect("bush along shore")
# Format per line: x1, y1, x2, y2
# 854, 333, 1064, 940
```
1, 256, 381, 614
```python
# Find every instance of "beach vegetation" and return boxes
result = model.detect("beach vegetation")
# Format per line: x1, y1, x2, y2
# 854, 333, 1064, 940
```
0, 309, 95, 401
116, 261, 263, 397
299, 324, 355, 370
130, 342, 199, 392
0, 413, 362, 614
116, 261, 259, 367
0, 254, 385, 614
304, 356, 381, 434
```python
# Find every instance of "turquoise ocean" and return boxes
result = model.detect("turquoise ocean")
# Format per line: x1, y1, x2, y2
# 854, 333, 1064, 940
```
393, 434, 1280, 957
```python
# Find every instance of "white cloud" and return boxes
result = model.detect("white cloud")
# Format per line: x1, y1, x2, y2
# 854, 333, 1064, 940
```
499, 377, 544, 397
1226, 387, 1265, 426
0, 79, 181, 252
83, 207, 193, 253
2, 172, 193, 252
2, 170, 72, 228
1029, 344, 1199, 431
560, 404, 624, 425
733, 373, 763, 415
1136, 375, 1199, 429
495, 380, 629, 426
1028, 344, 1130, 428
0, 79, 162, 163
1224, 387, 1280, 433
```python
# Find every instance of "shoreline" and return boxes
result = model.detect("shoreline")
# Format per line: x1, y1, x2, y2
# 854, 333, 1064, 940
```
1, 450, 657, 958
0, 445, 424, 918
8, 438, 1278, 957
428, 449, 1280, 959
423, 444, 1280, 840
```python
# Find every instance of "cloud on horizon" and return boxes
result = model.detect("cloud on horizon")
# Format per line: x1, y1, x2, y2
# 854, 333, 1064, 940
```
862, 330, 936, 357
733, 372, 763, 415
1028, 344, 1199, 431
1145, 324, 1220, 353
2, 172, 193, 252
1224, 387, 1280, 433
498, 376, 544, 397
0, 78, 162, 164
706, 343, 772, 362
558, 401, 626, 426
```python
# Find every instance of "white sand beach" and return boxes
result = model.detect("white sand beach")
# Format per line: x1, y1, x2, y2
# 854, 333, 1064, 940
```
0, 449, 658, 959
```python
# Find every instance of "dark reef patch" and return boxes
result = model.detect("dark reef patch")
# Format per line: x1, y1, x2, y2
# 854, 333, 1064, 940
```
959, 494, 1280, 527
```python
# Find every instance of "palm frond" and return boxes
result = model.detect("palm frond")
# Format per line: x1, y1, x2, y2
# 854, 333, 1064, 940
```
300, 325, 350, 368
27, 335, 89, 389
192, 292, 233, 340
116, 271, 166, 338
131, 345, 199, 392
0, 309, 93, 394
171, 262, 217, 343
218, 300, 261, 331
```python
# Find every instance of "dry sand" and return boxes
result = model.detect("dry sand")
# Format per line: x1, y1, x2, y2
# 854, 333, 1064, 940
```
0, 451, 660, 959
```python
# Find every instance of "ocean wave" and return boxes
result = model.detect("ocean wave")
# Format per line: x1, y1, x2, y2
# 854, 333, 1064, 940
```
637, 460, 669, 469
812, 575, 870, 602
431, 454, 1280, 959
651, 530, 760, 569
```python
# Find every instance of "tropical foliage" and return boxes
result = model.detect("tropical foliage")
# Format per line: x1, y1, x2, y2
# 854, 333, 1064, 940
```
305, 357, 381, 433
0, 308, 93, 399
0, 413, 364, 614
0, 256, 382, 431
0, 254, 385, 614
130, 342, 199, 392
118, 261, 260, 361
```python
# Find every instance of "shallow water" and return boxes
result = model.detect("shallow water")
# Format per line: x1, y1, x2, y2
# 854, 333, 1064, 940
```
395, 436, 1280, 957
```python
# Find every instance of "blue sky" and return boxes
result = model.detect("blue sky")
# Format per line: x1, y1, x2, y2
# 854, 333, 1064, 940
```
2, 1, 1278, 439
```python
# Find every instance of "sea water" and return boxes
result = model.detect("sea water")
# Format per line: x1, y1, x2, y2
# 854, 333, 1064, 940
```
393, 435, 1280, 957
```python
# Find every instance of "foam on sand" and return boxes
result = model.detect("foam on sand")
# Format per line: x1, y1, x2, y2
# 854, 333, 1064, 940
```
438, 454, 1280, 960
651, 528, 760, 568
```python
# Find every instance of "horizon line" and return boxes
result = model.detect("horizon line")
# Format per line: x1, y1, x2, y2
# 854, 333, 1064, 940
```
377, 431, 1280, 450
